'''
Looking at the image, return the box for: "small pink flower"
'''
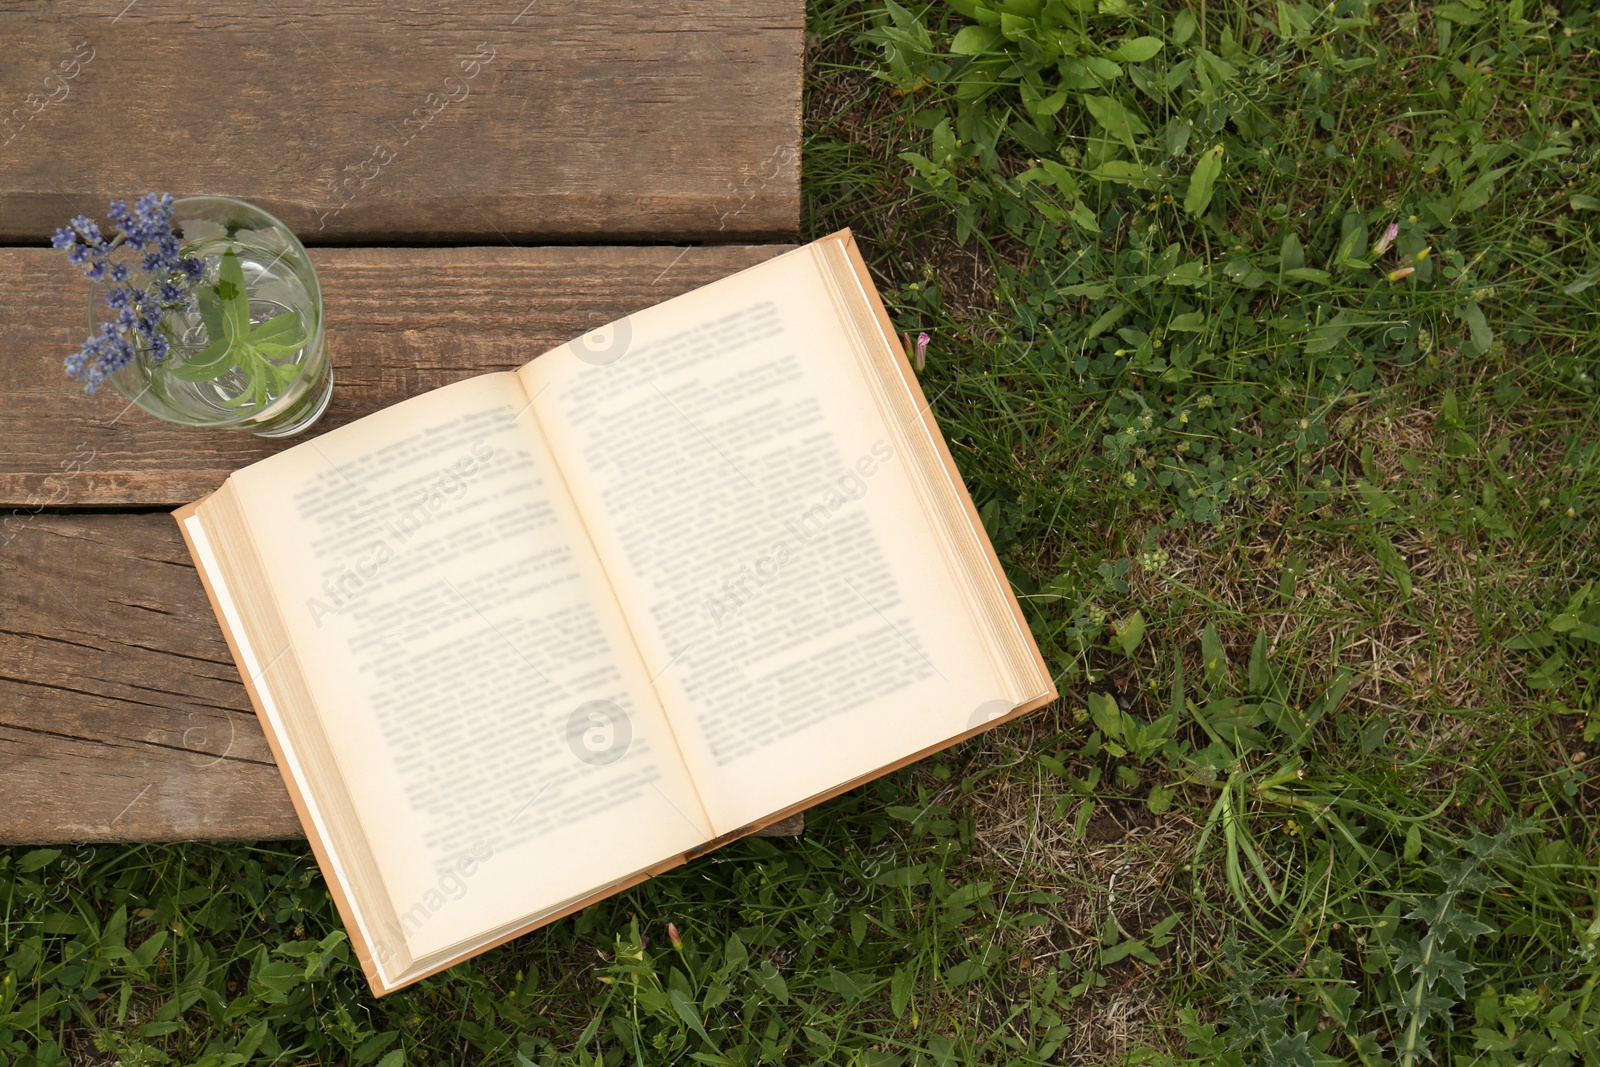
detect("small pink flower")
[1386,266,1415,282]
[1373,222,1399,257]
[914,331,930,371]
[667,922,683,950]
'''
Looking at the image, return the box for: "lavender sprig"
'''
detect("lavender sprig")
[53,193,205,393]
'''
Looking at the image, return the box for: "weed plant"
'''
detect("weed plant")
[4,1,1599,1063]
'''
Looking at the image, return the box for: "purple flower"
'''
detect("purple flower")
[914,331,930,371]
[137,230,185,276]
[57,191,198,391]
[69,214,103,246]
[64,322,136,394]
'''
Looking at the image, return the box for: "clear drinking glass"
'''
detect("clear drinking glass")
[93,196,332,437]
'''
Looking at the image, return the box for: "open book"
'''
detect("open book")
[175,230,1056,994]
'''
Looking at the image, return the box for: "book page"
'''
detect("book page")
[225,373,710,959]
[520,245,1042,834]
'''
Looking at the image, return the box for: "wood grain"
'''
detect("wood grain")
[0,244,793,506]
[0,513,801,843]
[0,2,800,242]
[0,512,296,842]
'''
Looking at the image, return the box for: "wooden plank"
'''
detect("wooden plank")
[0,2,800,242]
[0,513,802,844]
[0,512,299,842]
[0,244,793,507]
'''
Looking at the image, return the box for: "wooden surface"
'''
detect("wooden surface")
[0,245,792,506]
[0,2,801,242]
[2,513,298,842]
[0,512,803,843]
[2,1,807,845]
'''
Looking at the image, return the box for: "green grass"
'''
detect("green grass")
[6,1,1600,1063]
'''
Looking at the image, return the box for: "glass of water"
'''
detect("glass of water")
[96,196,332,437]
